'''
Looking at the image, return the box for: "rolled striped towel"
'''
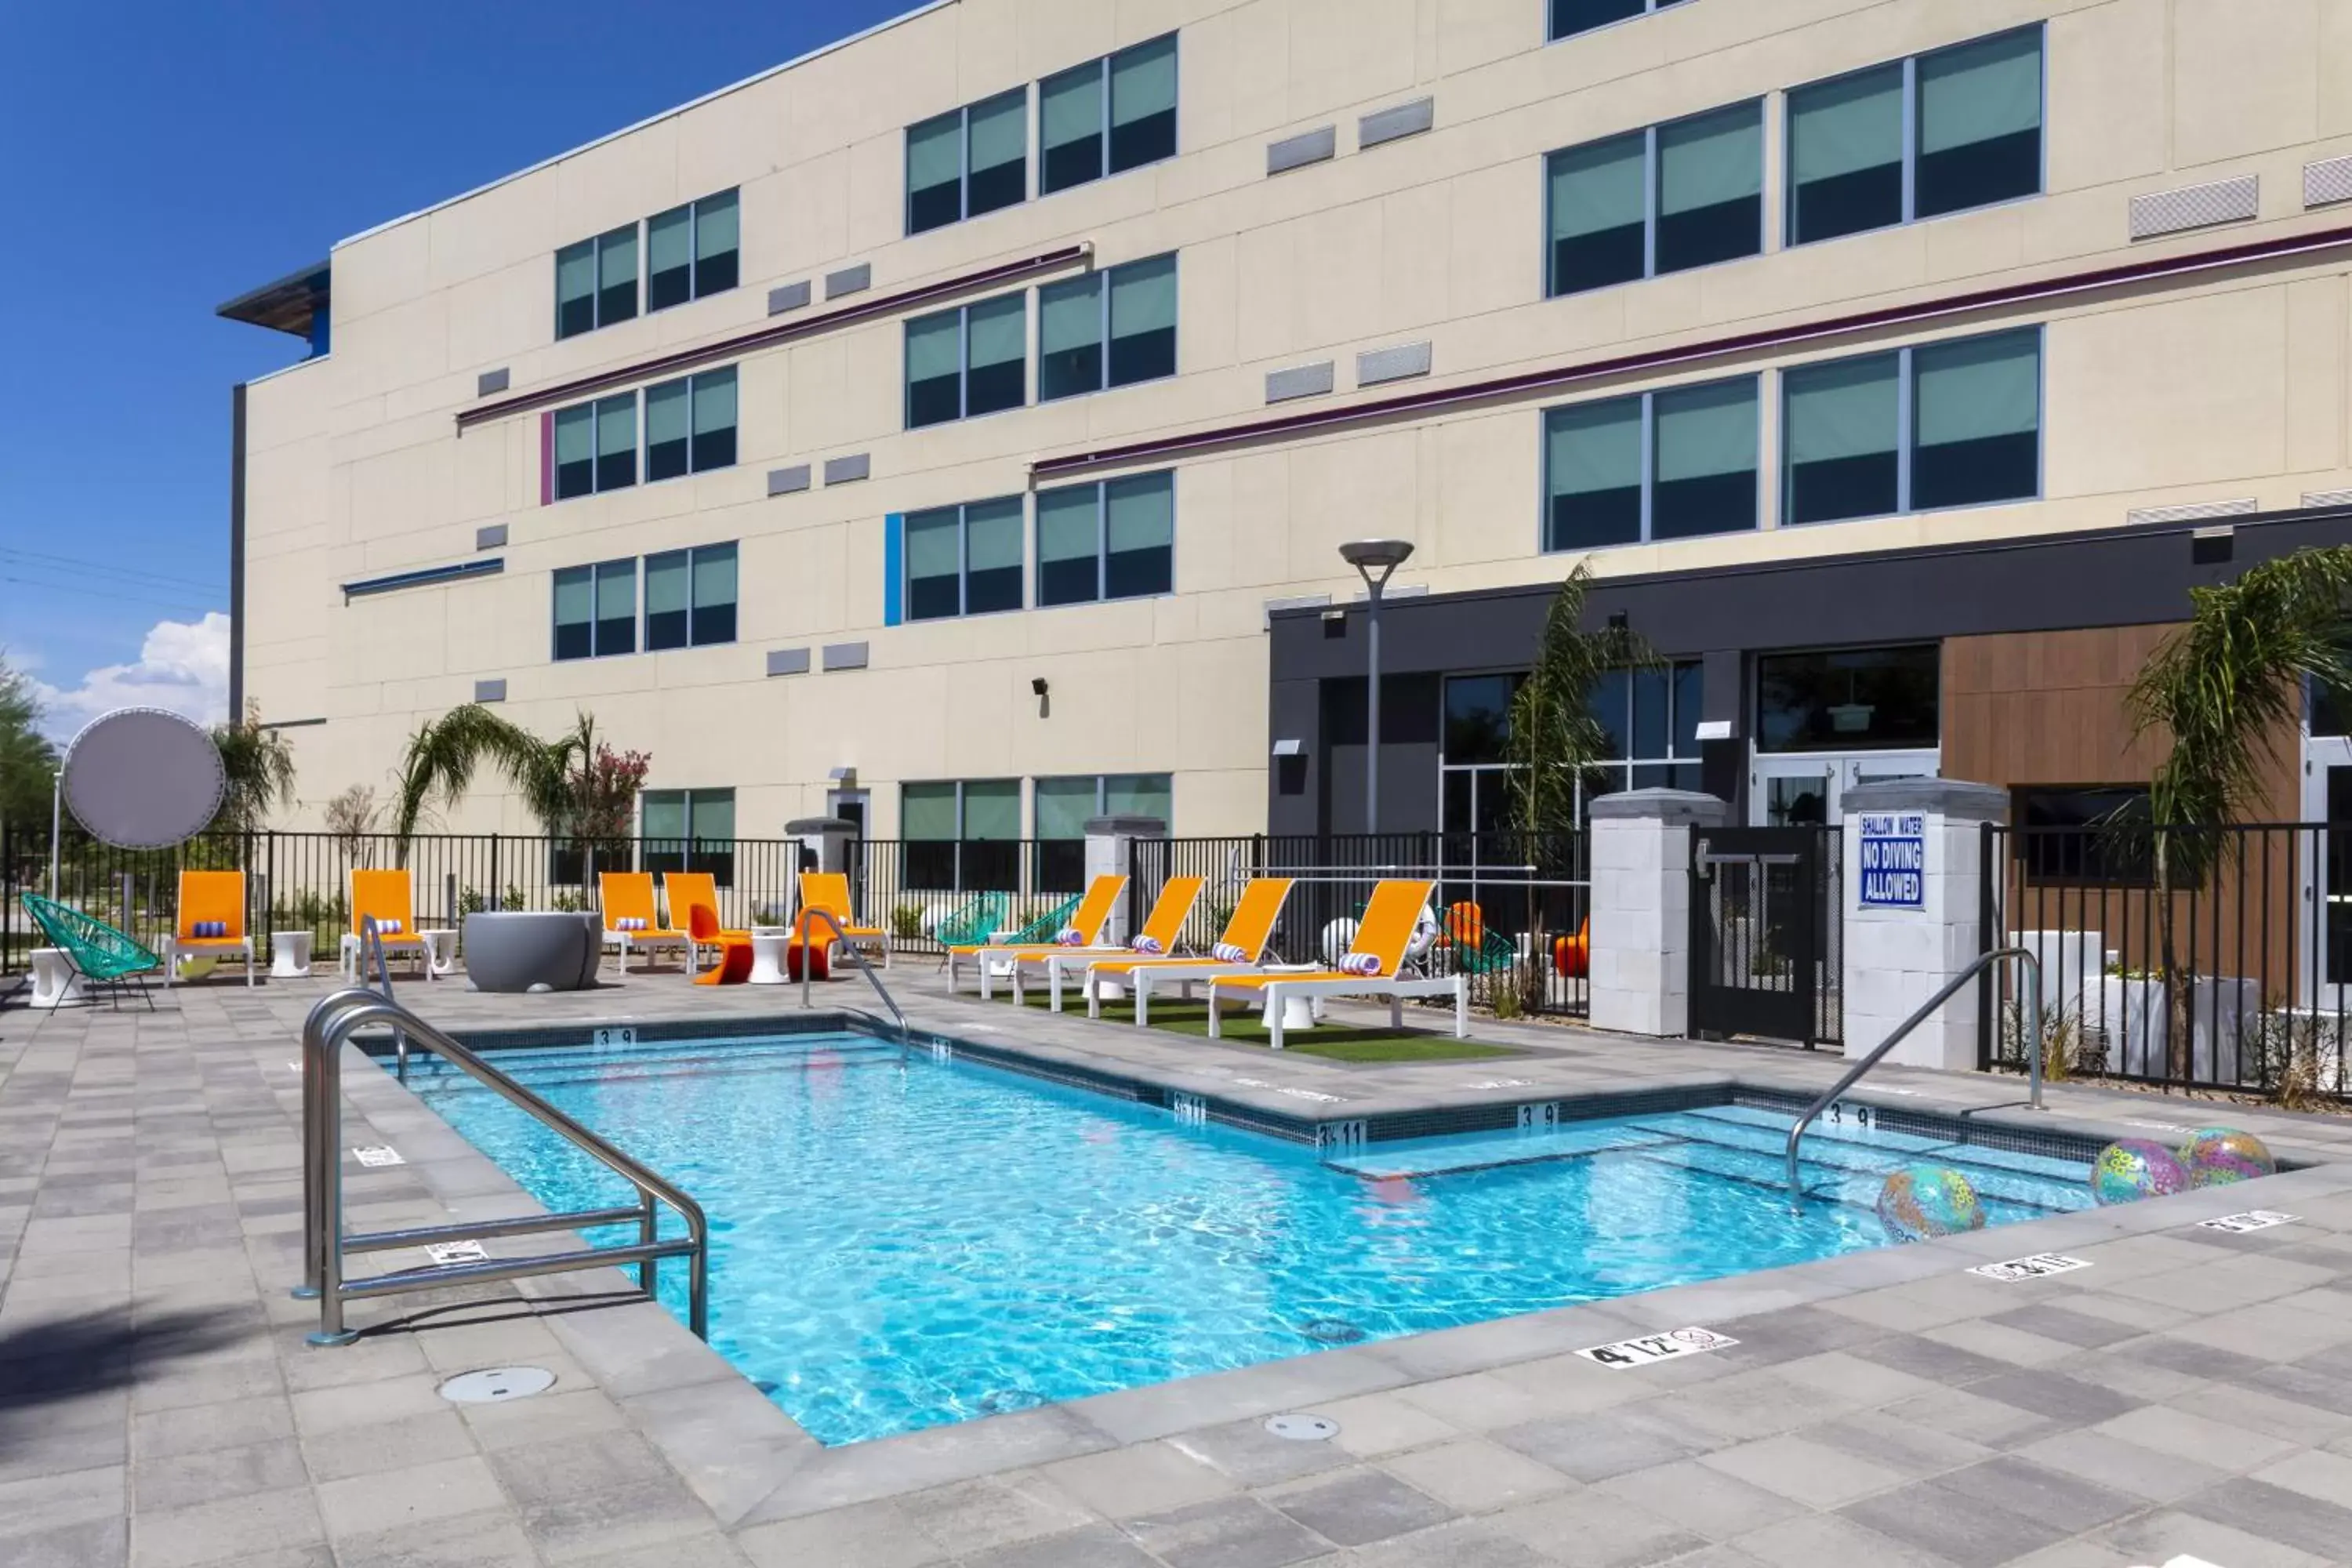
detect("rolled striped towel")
[376,919,404,935]
[1339,952,1384,976]
[1055,927,1087,946]
[194,920,227,938]
[1130,935,1164,955]
[615,917,645,932]
[1212,942,1248,964]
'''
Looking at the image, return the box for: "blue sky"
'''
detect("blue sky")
[0,0,910,736]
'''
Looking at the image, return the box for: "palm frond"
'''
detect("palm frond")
[1504,561,1663,835]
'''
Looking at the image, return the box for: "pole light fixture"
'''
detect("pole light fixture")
[1338,539,1415,834]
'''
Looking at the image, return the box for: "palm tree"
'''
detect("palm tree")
[211,702,298,834]
[2125,546,2352,1080]
[1504,562,1662,835]
[390,705,589,862]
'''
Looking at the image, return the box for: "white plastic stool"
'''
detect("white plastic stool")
[29,949,86,1009]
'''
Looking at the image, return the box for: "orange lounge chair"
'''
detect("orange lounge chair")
[162,870,255,988]
[342,869,438,980]
[1084,877,1296,1025]
[664,872,747,972]
[599,872,691,974]
[946,874,1127,997]
[795,871,891,969]
[1018,876,1205,1011]
[686,904,753,985]
[1207,879,1468,1051]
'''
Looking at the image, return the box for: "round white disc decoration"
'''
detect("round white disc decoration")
[59,707,227,848]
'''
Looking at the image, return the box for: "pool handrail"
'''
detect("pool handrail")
[359,914,410,1081]
[799,905,910,1044]
[1784,946,2043,1202]
[296,985,708,1347]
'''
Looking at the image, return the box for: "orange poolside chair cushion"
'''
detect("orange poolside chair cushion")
[1209,879,1434,992]
[664,873,746,942]
[350,870,425,946]
[176,872,248,946]
[795,872,884,942]
[599,873,683,938]
[1123,877,1204,953]
[688,904,754,985]
[949,875,1127,956]
[1091,878,1294,977]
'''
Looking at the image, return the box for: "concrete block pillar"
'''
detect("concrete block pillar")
[1841,779,2009,1070]
[1588,789,1730,1038]
[1084,815,1167,947]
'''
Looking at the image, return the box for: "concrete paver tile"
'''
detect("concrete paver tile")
[1483,1487,1704,1566]
[1035,1439,1236,1519]
[126,1484,325,1568]
[958,1521,1160,1568]
[735,1499,949,1568]
[131,1439,306,1512]
[1378,1437,1573,1515]
[300,1408,480,1483]
[1263,1465,1454,1546]
[331,1508,539,1568]
[1695,1432,1908,1509]
[1120,1495,1334,1568]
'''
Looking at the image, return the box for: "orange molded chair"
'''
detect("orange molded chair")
[664,872,746,971]
[688,904,754,985]
[164,870,255,987]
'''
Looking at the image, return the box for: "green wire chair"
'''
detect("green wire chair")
[932,891,1011,948]
[1006,895,1081,946]
[24,892,162,1010]
[1441,906,1522,976]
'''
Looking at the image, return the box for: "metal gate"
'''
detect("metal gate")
[1689,826,1842,1047]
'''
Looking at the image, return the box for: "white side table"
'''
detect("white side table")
[417,930,458,978]
[270,931,314,978]
[28,949,85,1009]
[748,929,792,985]
[1258,964,1328,1033]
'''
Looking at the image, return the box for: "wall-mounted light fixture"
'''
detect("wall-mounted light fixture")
[1030,676,1050,718]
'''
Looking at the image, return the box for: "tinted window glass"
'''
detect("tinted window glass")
[1656,102,1762,275]
[554,405,594,500]
[1650,379,1756,539]
[1444,675,1519,765]
[1105,473,1174,599]
[1109,255,1178,386]
[1911,330,2038,510]
[647,205,693,312]
[907,111,964,234]
[691,543,736,645]
[966,89,1029,218]
[1784,353,1900,524]
[690,368,736,473]
[1109,35,1178,172]
[1038,272,1103,402]
[905,508,963,622]
[1917,30,2042,220]
[1789,65,1904,244]
[1548,132,1646,296]
[906,310,963,427]
[1041,60,1105,194]
[964,499,1025,614]
[1544,397,1643,550]
[644,379,690,481]
[644,550,690,652]
[964,295,1028,417]
[1755,645,1939,752]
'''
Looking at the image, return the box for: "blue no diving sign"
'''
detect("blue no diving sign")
[1858,813,1926,908]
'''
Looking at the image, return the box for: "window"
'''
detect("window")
[1440,665,1700,830]
[644,367,737,481]
[2017,787,2154,885]
[1546,101,1761,297]
[553,394,637,500]
[903,779,1021,890]
[1755,644,1938,753]
[552,560,637,661]
[646,190,739,313]
[1040,254,1178,401]
[906,88,1029,235]
[1788,27,2042,247]
[644,543,738,652]
[1037,471,1174,607]
[1543,376,1759,552]
[643,789,737,887]
[1783,328,2038,526]
[905,294,1028,427]
[1548,0,1692,43]
[1034,774,1171,891]
[1040,34,1179,195]
[905,499,1025,622]
[555,225,637,339]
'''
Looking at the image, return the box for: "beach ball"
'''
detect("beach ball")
[2179,1127,2275,1188]
[2091,1139,2190,1205]
[1876,1166,1987,1242]
[1320,919,1359,967]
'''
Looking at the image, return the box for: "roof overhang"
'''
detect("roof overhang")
[216,260,331,339]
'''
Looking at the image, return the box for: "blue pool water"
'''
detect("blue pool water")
[398,1032,2093,1446]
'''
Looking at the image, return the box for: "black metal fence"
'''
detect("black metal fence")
[1690,825,1844,1049]
[1982,820,2350,1099]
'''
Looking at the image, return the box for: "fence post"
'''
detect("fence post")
[1587,789,1728,1038]
[1841,779,2009,1071]
[1086,815,1166,947]
[489,833,502,909]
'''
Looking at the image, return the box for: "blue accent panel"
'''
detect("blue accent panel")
[308,311,332,358]
[884,514,905,627]
[341,557,503,601]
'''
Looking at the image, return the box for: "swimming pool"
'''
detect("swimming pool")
[397,1029,2095,1446]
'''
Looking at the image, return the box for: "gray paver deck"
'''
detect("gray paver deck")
[9,960,2352,1566]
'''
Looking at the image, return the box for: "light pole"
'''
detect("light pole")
[1339,539,1415,834]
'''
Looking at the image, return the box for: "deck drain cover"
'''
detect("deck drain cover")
[438,1366,556,1404]
[1265,1413,1338,1442]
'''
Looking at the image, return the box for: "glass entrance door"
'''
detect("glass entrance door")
[2299,740,2352,1010]
[1751,751,1940,826]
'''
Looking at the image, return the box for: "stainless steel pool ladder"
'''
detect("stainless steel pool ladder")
[1784,946,2044,1201]
[358,916,410,1081]
[798,906,911,1044]
[296,986,709,1347]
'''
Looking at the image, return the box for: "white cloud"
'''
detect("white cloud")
[32,613,232,742]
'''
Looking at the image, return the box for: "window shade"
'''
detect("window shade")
[905,510,960,579]
[1790,65,1904,183]
[695,191,739,260]
[597,227,636,292]
[1110,36,1178,127]
[692,544,737,609]
[1105,774,1171,822]
[1915,331,2038,445]
[553,568,592,625]
[1038,486,1100,564]
[1034,777,1096,839]
[556,244,594,305]
[1105,473,1174,553]
[644,553,688,617]
[967,296,1026,368]
[1653,379,1757,481]
[902,783,958,840]
[648,208,691,276]
[640,792,687,840]
[594,396,634,459]
[965,500,1024,572]
[1548,398,1643,496]
[1110,256,1177,336]
[967,92,1027,169]
[1659,103,1762,216]
[1920,30,2041,155]
[554,407,593,466]
[1784,354,1900,463]
[962,781,1021,840]
[906,312,961,381]
[908,114,962,189]
[692,369,736,435]
[1549,133,1646,240]
[1040,274,1102,357]
[595,561,635,622]
[645,382,689,447]
[690,792,734,844]
[1042,64,1102,147]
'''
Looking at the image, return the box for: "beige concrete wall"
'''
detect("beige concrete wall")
[243,0,2352,839]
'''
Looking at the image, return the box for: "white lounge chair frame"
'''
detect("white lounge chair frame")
[1207,971,1468,1051]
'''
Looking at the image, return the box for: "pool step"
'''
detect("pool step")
[1327,1124,1675,1179]
[398,1036,900,1094]
[1651,1109,2090,1212]
[1630,1132,2085,1218]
